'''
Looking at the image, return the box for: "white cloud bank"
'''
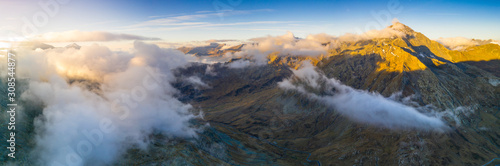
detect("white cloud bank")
[278,62,450,131]
[185,76,210,89]
[244,31,328,57]
[32,30,161,42]
[14,41,203,165]
[229,20,407,66]
[436,37,500,50]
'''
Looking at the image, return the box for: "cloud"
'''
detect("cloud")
[32,30,161,42]
[304,33,336,44]
[205,39,239,43]
[117,9,297,33]
[392,18,400,25]
[227,59,252,69]
[122,21,298,32]
[235,31,329,60]
[184,76,210,89]
[15,41,204,165]
[127,9,275,29]
[13,44,133,81]
[337,25,405,42]
[436,37,478,50]
[278,61,450,131]
[435,37,499,50]
[205,65,217,76]
[154,39,239,49]
[233,22,407,64]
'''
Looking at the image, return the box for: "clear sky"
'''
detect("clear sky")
[1,0,499,43]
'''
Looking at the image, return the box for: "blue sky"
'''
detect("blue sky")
[1,0,499,42]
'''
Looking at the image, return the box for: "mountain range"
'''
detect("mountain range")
[1,22,498,166]
[168,22,499,165]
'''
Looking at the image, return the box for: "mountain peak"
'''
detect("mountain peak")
[388,19,415,35]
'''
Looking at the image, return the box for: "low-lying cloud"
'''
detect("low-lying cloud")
[227,59,252,69]
[435,37,499,50]
[243,31,328,57]
[231,20,407,66]
[278,62,449,131]
[32,30,161,42]
[184,76,211,89]
[14,41,203,165]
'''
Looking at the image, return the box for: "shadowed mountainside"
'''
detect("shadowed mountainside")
[172,58,499,165]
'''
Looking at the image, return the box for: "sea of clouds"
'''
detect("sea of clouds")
[11,41,204,165]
